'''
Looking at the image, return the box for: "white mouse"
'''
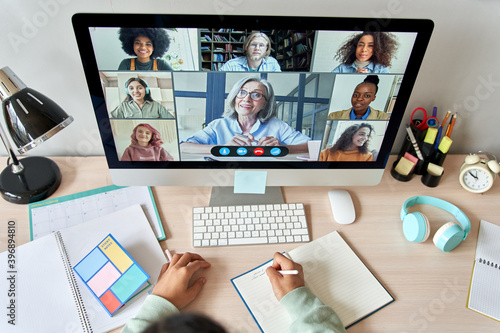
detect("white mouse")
[328,190,356,224]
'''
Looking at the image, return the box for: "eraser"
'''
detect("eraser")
[424,128,438,144]
[395,157,416,176]
[427,162,444,176]
[404,152,418,165]
[438,136,453,154]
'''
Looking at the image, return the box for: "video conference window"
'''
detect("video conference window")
[89,26,417,163]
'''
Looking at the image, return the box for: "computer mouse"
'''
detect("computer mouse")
[328,190,356,224]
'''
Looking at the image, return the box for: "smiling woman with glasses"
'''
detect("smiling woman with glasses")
[180,76,310,154]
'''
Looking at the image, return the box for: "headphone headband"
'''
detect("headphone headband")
[401,196,471,239]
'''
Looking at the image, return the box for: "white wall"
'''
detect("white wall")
[1,0,499,157]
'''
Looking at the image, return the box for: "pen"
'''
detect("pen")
[278,270,299,275]
[434,126,443,151]
[165,249,173,262]
[406,126,424,160]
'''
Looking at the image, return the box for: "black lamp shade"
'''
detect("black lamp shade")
[2,87,73,153]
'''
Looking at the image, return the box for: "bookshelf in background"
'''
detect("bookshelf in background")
[200,29,247,71]
[275,30,315,71]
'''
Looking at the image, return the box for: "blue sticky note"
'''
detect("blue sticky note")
[234,171,267,194]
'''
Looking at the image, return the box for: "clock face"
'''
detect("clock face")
[461,168,492,192]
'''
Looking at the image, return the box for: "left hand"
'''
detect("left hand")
[257,136,281,146]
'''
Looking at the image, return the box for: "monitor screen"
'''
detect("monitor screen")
[72,14,433,187]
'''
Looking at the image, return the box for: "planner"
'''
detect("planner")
[0,205,165,333]
[29,185,165,241]
[231,231,394,332]
[467,220,500,321]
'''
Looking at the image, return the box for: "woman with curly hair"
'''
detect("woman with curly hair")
[118,28,173,71]
[319,123,375,161]
[332,32,398,73]
[121,123,174,161]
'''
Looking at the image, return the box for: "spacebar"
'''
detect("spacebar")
[228,237,268,245]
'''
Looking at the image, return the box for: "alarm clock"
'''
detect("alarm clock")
[459,152,500,193]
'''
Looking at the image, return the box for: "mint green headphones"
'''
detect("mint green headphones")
[400,196,471,252]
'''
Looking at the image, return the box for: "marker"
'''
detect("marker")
[278,270,299,275]
[165,249,173,262]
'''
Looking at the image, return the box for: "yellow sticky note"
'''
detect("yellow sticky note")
[395,157,415,176]
[427,162,444,176]
[424,128,438,144]
[99,236,133,273]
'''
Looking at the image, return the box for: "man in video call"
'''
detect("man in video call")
[219,32,281,72]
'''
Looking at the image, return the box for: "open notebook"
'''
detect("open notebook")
[467,220,500,321]
[0,205,165,333]
[231,231,394,332]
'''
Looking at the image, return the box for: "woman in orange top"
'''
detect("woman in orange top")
[319,123,375,161]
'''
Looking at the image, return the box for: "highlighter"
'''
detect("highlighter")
[422,127,438,158]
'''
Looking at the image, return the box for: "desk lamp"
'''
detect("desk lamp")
[0,67,73,204]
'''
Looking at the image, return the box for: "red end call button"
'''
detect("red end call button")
[253,148,264,156]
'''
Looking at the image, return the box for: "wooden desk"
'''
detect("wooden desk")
[1,155,499,332]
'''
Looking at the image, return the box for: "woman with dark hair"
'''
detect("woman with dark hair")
[118,28,173,71]
[121,123,174,161]
[180,76,310,154]
[332,32,398,73]
[319,123,375,161]
[111,78,173,118]
[327,75,389,120]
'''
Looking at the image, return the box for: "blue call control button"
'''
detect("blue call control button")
[218,147,230,156]
[236,147,248,155]
[270,147,282,156]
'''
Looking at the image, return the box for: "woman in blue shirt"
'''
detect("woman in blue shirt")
[332,31,398,74]
[181,76,310,154]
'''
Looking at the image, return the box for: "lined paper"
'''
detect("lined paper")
[468,220,500,321]
[231,231,394,332]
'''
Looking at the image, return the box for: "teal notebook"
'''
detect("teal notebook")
[29,185,165,241]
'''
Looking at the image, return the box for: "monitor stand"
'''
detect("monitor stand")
[209,186,284,207]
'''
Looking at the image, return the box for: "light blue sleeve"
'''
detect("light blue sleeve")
[274,119,310,145]
[183,120,221,145]
[121,295,180,333]
[280,286,347,333]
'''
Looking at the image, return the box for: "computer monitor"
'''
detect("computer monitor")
[72,14,433,192]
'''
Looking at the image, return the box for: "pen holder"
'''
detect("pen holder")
[421,170,444,187]
[391,159,414,182]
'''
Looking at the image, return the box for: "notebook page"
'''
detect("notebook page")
[231,259,290,333]
[0,233,83,332]
[60,205,165,332]
[468,220,500,320]
[288,231,394,327]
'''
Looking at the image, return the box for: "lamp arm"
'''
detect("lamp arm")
[0,122,24,174]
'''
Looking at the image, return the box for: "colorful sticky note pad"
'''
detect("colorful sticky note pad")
[73,234,150,316]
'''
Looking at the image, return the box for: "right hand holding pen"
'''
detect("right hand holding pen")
[152,252,211,309]
[266,252,305,301]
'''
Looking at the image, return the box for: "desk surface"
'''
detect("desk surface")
[1,155,499,332]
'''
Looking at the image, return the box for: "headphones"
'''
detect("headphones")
[125,78,150,95]
[400,196,471,252]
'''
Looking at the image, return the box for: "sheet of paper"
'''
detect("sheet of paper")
[29,185,165,240]
[234,170,267,194]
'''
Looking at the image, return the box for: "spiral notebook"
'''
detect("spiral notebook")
[467,220,500,321]
[231,231,394,332]
[0,205,165,333]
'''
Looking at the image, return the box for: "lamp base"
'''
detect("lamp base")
[0,156,62,204]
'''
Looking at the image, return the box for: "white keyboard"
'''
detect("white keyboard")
[192,203,310,247]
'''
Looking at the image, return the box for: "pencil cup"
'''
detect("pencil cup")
[421,171,443,187]
[428,150,447,167]
[391,159,414,182]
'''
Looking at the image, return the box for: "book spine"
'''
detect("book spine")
[55,231,93,333]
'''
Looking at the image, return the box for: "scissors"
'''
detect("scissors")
[410,107,439,131]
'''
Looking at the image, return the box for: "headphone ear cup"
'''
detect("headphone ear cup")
[433,222,465,252]
[402,212,430,243]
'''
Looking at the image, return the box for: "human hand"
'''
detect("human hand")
[357,68,369,73]
[257,136,281,146]
[226,133,255,146]
[152,252,211,309]
[266,252,305,301]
